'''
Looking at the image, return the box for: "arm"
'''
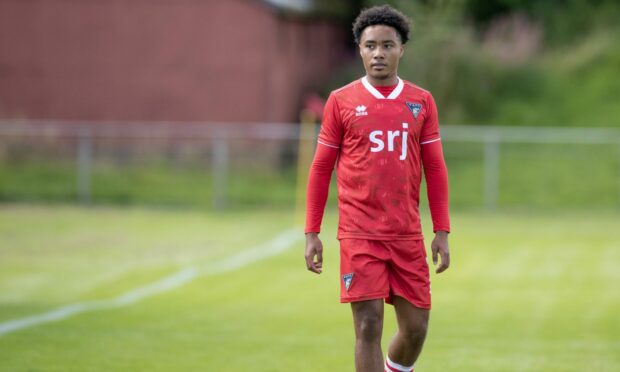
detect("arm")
[304,144,338,274]
[303,93,343,275]
[421,140,451,274]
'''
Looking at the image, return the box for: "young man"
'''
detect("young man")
[304,5,451,372]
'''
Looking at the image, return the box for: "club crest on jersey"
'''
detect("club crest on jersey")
[405,102,422,119]
[342,273,354,291]
[355,105,368,117]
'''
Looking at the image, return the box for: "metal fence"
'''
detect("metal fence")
[0,120,619,210]
[442,125,620,209]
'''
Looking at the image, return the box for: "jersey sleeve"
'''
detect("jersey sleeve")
[305,92,342,233]
[317,93,343,149]
[305,144,338,233]
[421,141,451,233]
[420,93,441,145]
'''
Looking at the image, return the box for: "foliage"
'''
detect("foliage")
[464,0,620,45]
[338,0,620,127]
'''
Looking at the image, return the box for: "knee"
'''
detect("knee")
[401,319,428,342]
[356,314,383,343]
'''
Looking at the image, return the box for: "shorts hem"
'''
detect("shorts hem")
[388,292,431,310]
[340,292,388,303]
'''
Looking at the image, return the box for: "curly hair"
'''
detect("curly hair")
[352,5,411,45]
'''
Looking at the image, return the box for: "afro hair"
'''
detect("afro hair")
[352,5,411,45]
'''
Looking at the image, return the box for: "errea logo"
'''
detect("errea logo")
[355,105,368,117]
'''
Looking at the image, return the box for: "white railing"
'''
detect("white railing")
[0,120,619,209]
[442,125,620,209]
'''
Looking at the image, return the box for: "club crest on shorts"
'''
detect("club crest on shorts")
[405,102,422,119]
[342,273,354,291]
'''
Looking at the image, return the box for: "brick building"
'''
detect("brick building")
[0,0,352,122]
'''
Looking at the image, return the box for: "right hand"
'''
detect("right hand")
[304,233,323,274]
[431,230,450,274]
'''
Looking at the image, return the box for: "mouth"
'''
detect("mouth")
[371,63,387,70]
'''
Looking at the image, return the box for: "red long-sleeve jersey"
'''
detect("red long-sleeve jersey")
[305,77,450,239]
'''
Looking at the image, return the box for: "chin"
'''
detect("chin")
[369,71,392,80]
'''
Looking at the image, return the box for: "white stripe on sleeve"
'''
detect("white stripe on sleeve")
[317,140,340,149]
[420,137,441,145]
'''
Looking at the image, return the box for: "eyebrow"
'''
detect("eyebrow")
[364,40,396,44]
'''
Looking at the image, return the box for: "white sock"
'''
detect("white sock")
[385,355,414,372]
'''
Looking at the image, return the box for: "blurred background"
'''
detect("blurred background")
[0,0,619,371]
[1,0,618,210]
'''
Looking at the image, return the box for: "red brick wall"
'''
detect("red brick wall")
[0,0,348,122]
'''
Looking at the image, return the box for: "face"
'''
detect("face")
[359,25,404,83]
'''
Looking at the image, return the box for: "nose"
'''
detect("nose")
[372,46,385,60]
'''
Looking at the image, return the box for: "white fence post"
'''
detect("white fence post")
[77,126,92,204]
[212,128,228,209]
[483,131,500,210]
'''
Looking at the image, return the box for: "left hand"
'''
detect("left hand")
[431,231,450,274]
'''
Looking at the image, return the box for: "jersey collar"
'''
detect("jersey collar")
[361,76,404,100]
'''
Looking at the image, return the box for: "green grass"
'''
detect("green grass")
[1,139,618,211]
[0,205,619,371]
[0,162,301,209]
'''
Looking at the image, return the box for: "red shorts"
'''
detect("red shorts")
[339,239,431,309]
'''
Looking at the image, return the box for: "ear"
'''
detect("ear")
[399,44,405,58]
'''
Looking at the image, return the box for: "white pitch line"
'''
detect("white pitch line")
[0,228,301,336]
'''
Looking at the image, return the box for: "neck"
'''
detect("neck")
[366,73,398,87]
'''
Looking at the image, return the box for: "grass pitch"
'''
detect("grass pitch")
[0,205,618,371]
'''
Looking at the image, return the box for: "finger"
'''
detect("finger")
[316,247,323,265]
[306,261,321,274]
[436,252,450,274]
[432,246,438,266]
[305,254,316,271]
[305,255,322,274]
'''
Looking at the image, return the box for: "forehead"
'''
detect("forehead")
[360,25,401,43]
